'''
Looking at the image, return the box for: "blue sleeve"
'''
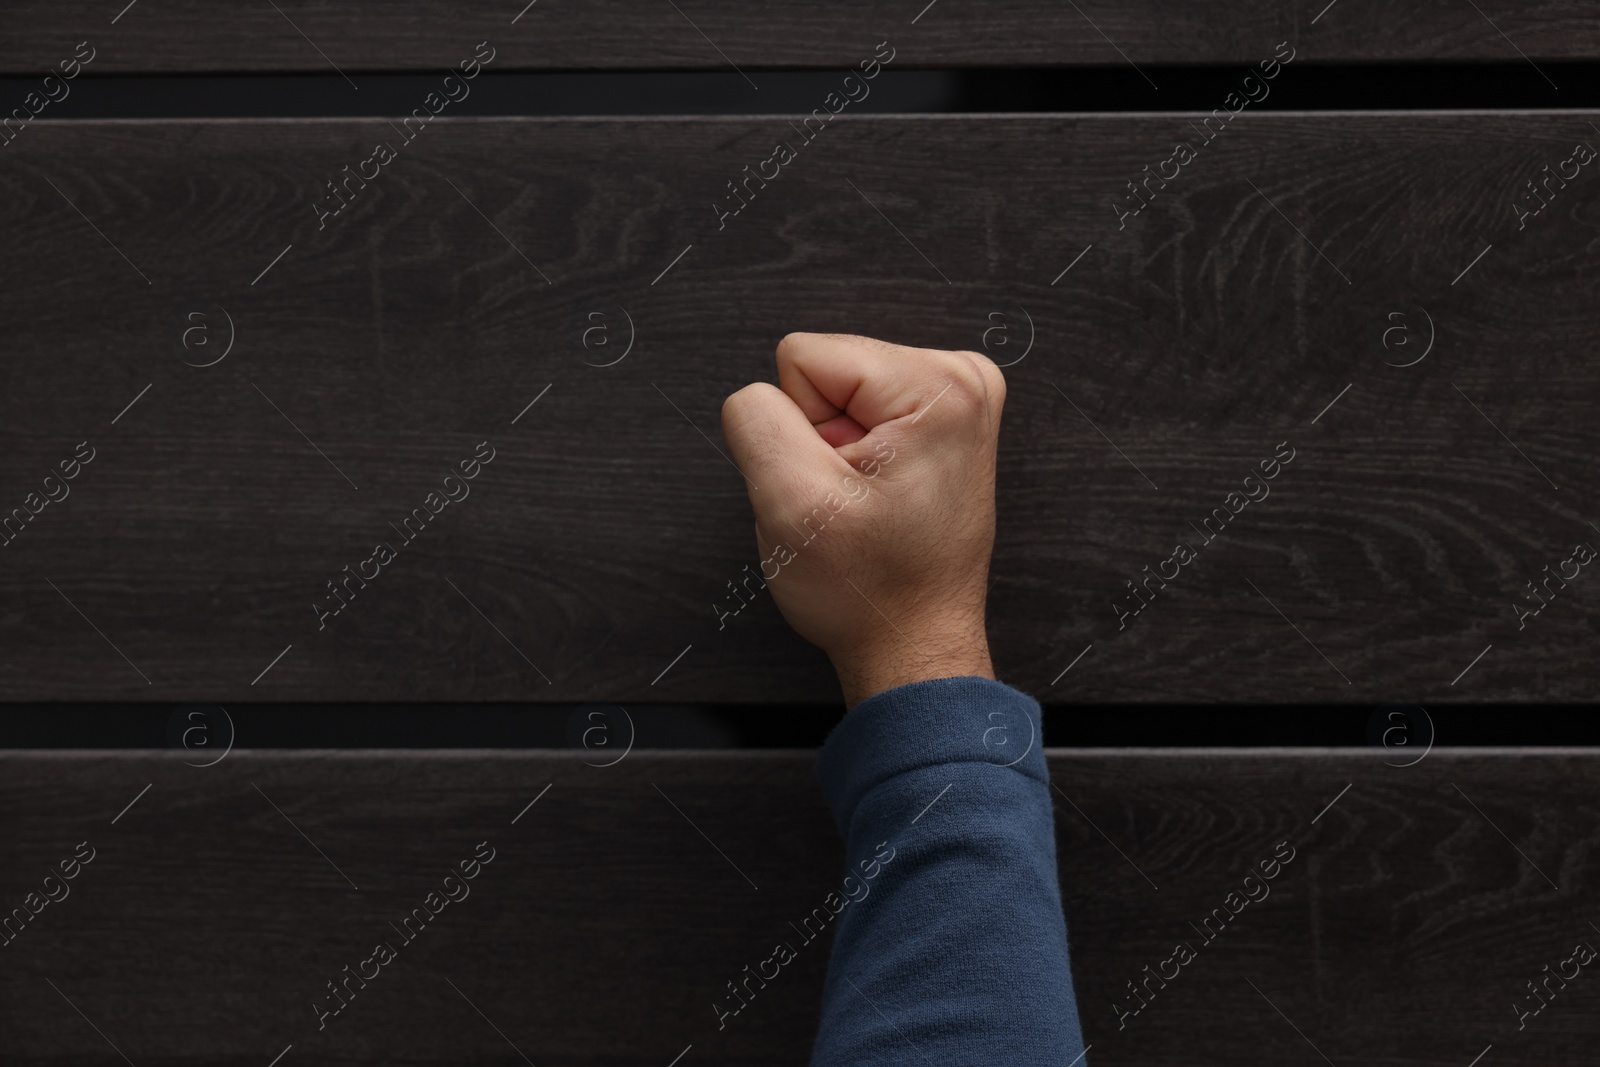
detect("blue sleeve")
[809,675,1088,1067]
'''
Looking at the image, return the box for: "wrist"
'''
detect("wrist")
[830,624,994,710]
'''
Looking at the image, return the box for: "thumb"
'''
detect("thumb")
[722,381,852,501]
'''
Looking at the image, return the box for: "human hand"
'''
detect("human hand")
[720,333,1006,709]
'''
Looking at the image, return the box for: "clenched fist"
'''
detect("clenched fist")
[721,333,1007,708]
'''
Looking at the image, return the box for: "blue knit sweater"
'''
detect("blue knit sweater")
[810,675,1087,1067]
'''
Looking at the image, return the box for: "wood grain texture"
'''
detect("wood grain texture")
[0,112,1597,702]
[2,0,1600,73]
[0,749,1596,1065]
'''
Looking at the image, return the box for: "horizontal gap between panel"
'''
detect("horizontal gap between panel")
[0,704,1591,749]
[2,64,1597,118]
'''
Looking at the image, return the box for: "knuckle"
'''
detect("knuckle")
[775,331,809,358]
[909,351,1006,432]
[775,331,831,363]
[934,353,994,411]
[721,381,769,427]
[779,331,877,360]
[960,350,1007,405]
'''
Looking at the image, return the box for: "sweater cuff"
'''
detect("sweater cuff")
[814,675,1047,836]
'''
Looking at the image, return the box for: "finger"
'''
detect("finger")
[721,381,853,498]
[776,332,947,431]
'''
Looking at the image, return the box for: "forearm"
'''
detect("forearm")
[810,676,1087,1067]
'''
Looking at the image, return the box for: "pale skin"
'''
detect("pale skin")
[721,333,1007,709]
